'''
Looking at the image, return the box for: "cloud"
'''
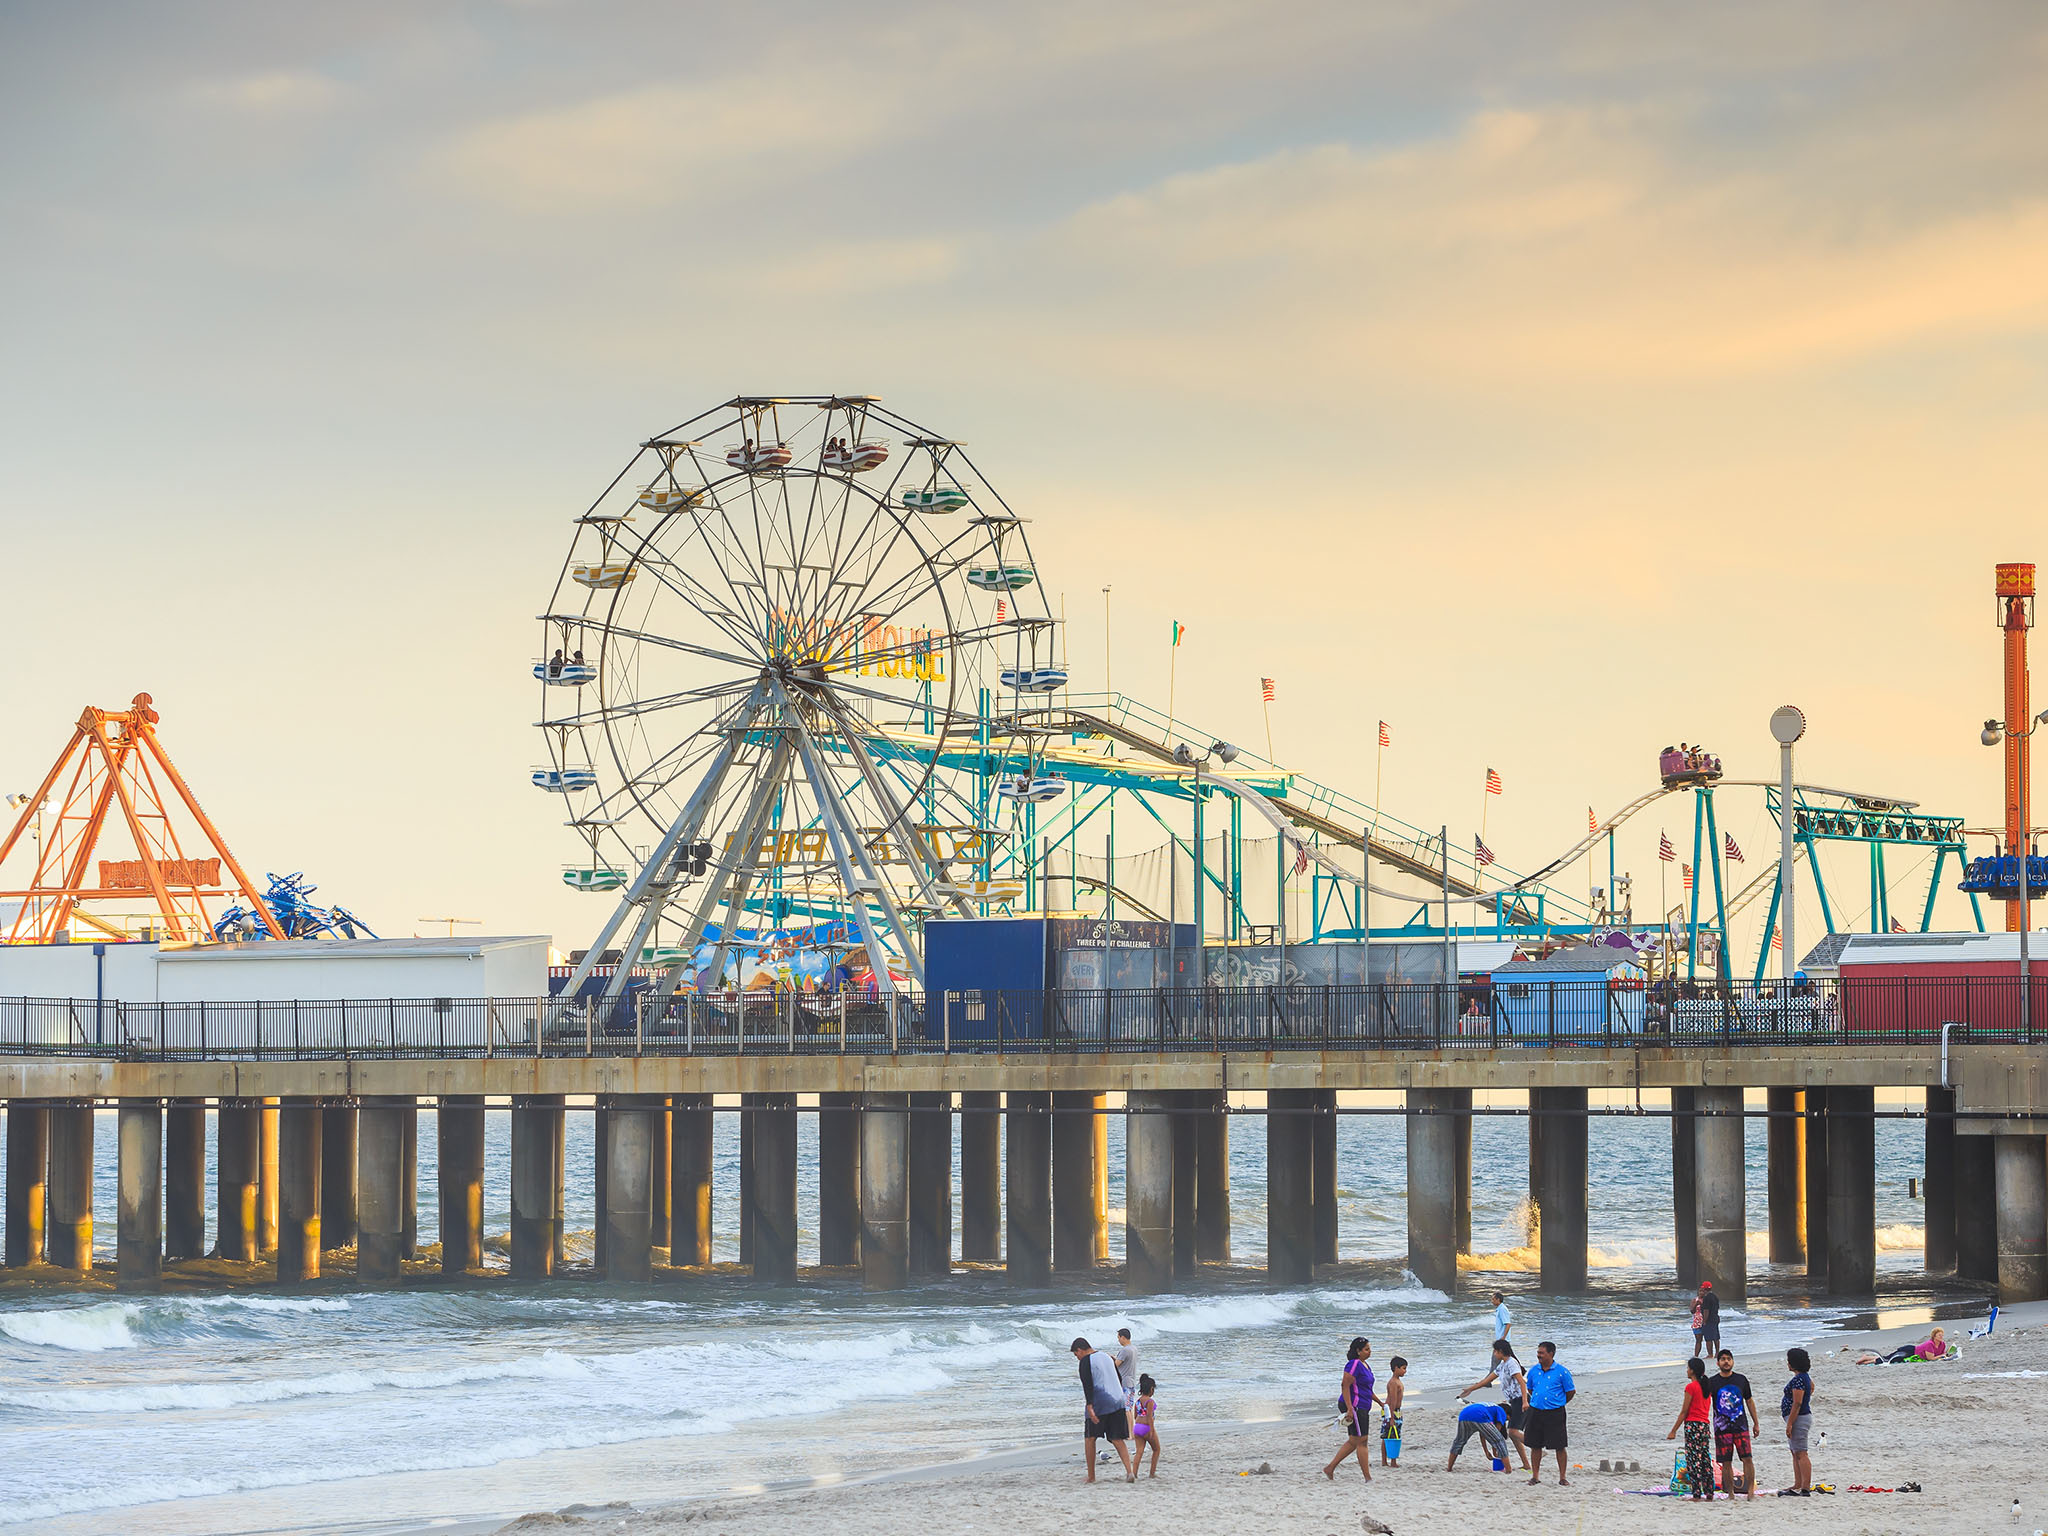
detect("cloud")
[188,70,342,114]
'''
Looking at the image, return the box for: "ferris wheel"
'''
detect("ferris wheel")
[538,395,1063,1006]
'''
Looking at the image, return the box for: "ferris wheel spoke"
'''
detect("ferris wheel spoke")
[575,619,760,673]
[543,679,756,730]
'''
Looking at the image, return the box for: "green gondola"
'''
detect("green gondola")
[967,563,1036,591]
[561,868,627,892]
[901,486,969,513]
[639,945,689,968]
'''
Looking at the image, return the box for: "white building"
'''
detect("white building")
[0,936,549,1002]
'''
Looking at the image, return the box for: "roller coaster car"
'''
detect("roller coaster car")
[725,443,793,472]
[1659,746,1723,788]
[532,766,599,793]
[967,563,1036,591]
[901,485,970,513]
[996,773,1067,803]
[822,442,889,472]
[534,662,598,685]
[1001,665,1067,693]
[1958,853,2048,895]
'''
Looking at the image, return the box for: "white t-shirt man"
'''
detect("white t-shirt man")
[1493,1299,1512,1342]
[1113,1339,1139,1406]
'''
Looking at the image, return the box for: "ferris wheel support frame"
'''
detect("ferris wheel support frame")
[815,690,976,920]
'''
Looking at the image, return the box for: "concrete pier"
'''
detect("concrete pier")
[1958,1131,1998,1284]
[259,1099,279,1254]
[1767,1087,1805,1266]
[736,1098,753,1268]
[603,1097,656,1283]
[1125,1089,1175,1295]
[1804,1088,1831,1285]
[6,1101,49,1266]
[548,1103,563,1267]
[47,1101,94,1271]
[402,1104,420,1260]
[216,1100,261,1261]
[1924,1087,1957,1273]
[1994,1135,2048,1303]
[1195,1089,1230,1263]
[1693,1085,1747,1305]
[1451,1087,1473,1254]
[908,1091,951,1276]
[165,1101,206,1262]
[1405,1087,1458,1296]
[1670,1087,1697,1288]
[1533,1086,1588,1293]
[672,1093,714,1267]
[510,1094,561,1280]
[817,1092,860,1267]
[438,1093,486,1275]
[860,1093,909,1291]
[1052,1090,1104,1271]
[750,1094,798,1285]
[358,1096,410,1280]
[1171,1094,1198,1276]
[322,1103,359,1252]
[648,1096,671,1256]
[276,1098,323,1281]
[117,1100,162,1289]
[1267,1088,1315,1286]
[1311,1088,1338,1267]
[959,1090,1001,1263]
[1005,1092,1052,1286]
[1825,1085,1876,1294]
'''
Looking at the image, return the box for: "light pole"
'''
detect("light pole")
[1770,707,1805,983]
[1982,708,2048,1038]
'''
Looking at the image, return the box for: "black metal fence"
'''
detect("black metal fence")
[0,974,2040,1060]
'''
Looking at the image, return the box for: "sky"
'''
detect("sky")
[2,1,2045,957]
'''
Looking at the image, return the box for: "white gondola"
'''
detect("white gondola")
[533,661,598,686]
[572,560,635,589]
[577,508,634,525]
[1001,665,1067,693]
[901,485,969,513]
[532,766,599,792]
[936,878,1026,904]
[726,442,793,472]
[562,867,627,892]
[995,773,1067,803]
[967,563,1035,592]
[637,485,703,513]
[822,441,889,472]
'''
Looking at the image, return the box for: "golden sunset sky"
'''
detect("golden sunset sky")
[2,3,2044,955]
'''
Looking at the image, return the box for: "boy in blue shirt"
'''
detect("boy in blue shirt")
[1522,1340,1576,1486]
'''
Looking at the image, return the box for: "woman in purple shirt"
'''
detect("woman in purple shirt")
[1322,1336,1381,1482]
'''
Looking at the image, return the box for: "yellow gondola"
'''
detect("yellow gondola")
[573,560,635,589]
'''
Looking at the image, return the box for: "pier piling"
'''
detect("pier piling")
[908,1091,952,1276]
[1924,1087,1957,1273]
[860,1093,909,1291]
[603,1097,656,1283]
[1124,1089,1174,1295]
[1451,1087,1473,1255]
[1957,1130,1997,1283]
[649,1096,672,1257]
[216,1100,261,1261]
[751,1094,798,1285]
[116,1099,162,1289]
[510,1094,561,1280]
[1994,1134,2048,1303]
[1533,1086,1589,1293]
[276,1098,323,1281]
[1194,1088,1230,1263]
[817,1091,860,1266]
[1824,1085,1876,1294]
[47,1101,94,1271]
[672,1093,714,1267]
[165,1100,206,1262]
[5,1101,49,1267]
[359,1096,411,1280]
[1051,1090,1103,1271]
[322,1103,359,1252]
[1171,1093,1198,1276]
[1266,1089,1314,1286]
[959,1091,1002,1263]
[1405,1087,1459,1296]
[1767,1087,1805,1266]
[1693,1085,1747,1305]
[438,1094,486,1275]
[1311,1089,1338,1267]
[259,1098,279,1254]
[1804,1088,1831,1286]
[1005,1092,1052,1286]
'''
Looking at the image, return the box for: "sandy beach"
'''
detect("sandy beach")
[490,1303,2048,1536]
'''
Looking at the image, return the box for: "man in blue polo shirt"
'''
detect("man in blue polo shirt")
[1522,1340,1576,1487]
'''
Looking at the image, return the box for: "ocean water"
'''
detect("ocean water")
[0,1099,1971,1533]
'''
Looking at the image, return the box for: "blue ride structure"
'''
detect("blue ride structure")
[212,871,378,942]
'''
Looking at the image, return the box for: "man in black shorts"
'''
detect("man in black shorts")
[1521,1340,1576,1486]
[1710,1348,1758,1500]
[1072,1338,1136,1482]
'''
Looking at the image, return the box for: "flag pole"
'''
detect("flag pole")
[1166,623,1179,747]
[1262,698,1274,762]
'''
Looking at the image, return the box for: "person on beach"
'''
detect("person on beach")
[1710,1348,1758,1500]
[1666,1356,1714,1501]
[1691,1281,1720,1359]
[1522,1340,1575,1486]
[1133,1373,1162,1478]
[1458,1339,1532,1472]
[1780,1347,1814,1496]
[1380,1356,1406,1466]
[1321,1336,1379,1482]
[1445,1402,1510,1471]
[1070,1338,1136,1483]
[1113,1328,1140,1412]
[1492,1290,1512,1345]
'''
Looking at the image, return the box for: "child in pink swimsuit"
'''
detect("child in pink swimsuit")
[1133,1374,1162,1477]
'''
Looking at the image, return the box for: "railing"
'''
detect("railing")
[0,975,2041,1060]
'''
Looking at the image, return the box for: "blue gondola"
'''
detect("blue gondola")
[1001,665,1067,693]
[996,772,1067,803]
[1959,853,2048,895]
[533,662,598,685]
[533,766,598,792]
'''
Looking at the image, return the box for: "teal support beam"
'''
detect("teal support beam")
[1688,790,1706,978]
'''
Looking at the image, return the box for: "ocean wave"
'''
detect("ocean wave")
[0,1302,138,1352]
[1876,1223,1924,1252]
[0,1350,595,1414]
[174,1295,353,1315]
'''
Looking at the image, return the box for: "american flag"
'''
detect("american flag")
[1588,806,1599,836]
[1682,863,1694,891]
[1891,917,1906,933]
[1485,767,1503,796]
[1292,840,1310,876]
[1378,720,1391,749]
[1771,929,1783,951]
[1260,678,1275,703]
[1724,833,1744,863]
[994,598,1007,622]
[1659,831,1676,862]
[1474,834,1496,868]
